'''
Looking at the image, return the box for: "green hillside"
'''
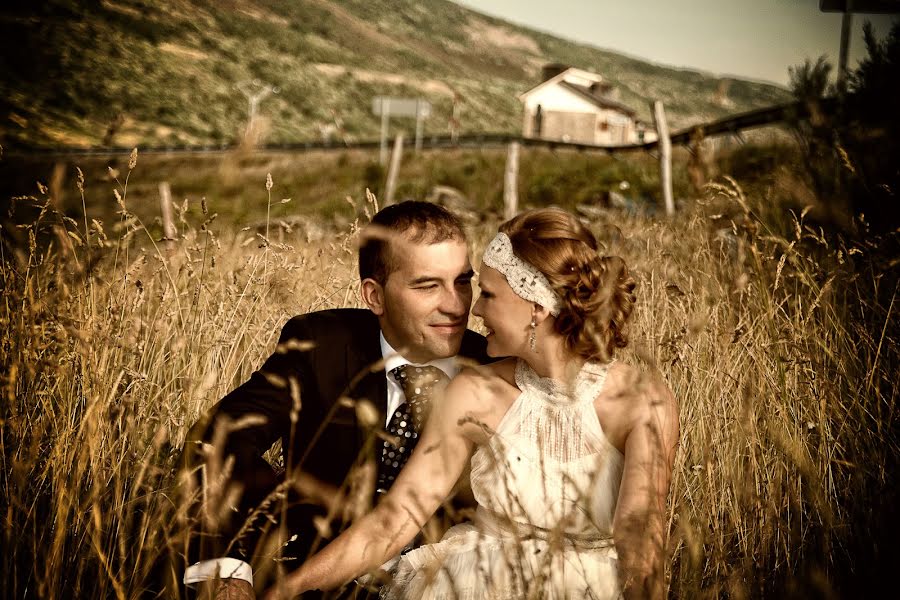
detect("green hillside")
[0,0,791,149]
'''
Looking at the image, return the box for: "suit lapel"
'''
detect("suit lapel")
[459,329,490,365]
[345,317,388,451]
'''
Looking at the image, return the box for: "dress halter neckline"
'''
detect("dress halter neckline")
[514,359,613,407]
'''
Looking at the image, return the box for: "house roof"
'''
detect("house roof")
[558,81,636,116]
[518,66,600,100]
[519,66,637,117]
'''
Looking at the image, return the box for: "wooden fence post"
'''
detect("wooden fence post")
[504,141,520,219]
[158,182,177,251]
[384,133,404,206]
[652,101,675,216]
[379,99,391,166]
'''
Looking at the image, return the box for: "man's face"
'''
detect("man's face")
[370,235,474,363]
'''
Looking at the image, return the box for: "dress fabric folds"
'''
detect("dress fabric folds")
[383,359,625,600]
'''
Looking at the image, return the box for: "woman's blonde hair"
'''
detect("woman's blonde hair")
[499,207,636,362]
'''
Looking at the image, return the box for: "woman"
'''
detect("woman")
[264,208,679,599]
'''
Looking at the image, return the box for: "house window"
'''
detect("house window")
[598,121,608,131]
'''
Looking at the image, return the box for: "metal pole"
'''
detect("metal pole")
[415,100,424,153]
[837,2,853,99]
[450,94,460,144]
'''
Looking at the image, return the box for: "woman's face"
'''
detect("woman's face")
[472,263,534,358]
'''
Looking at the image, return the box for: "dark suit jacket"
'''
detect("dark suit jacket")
[184,308,489,572]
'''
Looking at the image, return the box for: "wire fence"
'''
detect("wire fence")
[5,99,833,158]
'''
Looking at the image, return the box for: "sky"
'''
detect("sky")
[454,0,897,86]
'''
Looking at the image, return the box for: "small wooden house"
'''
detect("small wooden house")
[519,65,650,145]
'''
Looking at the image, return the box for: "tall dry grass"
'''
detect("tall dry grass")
[1,152,897,598]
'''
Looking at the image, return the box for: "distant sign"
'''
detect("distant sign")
[372,97,432,118]
[819,0,900,12]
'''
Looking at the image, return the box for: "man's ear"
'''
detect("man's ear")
[361,278,386,316]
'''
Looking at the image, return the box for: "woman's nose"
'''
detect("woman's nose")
[472,297,483,317]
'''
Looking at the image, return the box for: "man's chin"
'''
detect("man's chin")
[424,332,464,359]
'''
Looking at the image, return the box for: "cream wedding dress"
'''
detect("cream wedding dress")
[383,359,624,599]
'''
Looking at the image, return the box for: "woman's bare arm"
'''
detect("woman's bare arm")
[612,373,679,600]
[261,371,489,599]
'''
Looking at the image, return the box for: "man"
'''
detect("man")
[182,201,489,599]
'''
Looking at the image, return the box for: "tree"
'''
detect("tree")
[850,20,900,133]
[785,55,837,214]
[788,55,833,102]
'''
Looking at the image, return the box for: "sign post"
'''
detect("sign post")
[373,97,432,163]
[819,1,900,98]
[415,100,426,153]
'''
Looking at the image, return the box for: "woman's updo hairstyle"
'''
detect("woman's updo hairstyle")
[499,208,636,362]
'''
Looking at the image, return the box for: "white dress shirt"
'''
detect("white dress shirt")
[184,331,461,587]
[380,332,459,427]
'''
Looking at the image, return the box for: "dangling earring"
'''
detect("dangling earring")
[529,318,537,351]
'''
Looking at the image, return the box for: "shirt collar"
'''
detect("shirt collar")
[379,331,459,379]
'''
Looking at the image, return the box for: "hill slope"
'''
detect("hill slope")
[0,0,791,148]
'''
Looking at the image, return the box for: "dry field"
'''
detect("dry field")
[1,150,897,598]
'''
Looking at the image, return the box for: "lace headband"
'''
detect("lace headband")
[482,233,562,317]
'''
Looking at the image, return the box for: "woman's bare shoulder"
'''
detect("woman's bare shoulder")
[452,357,518,391]
[444,359,519,439]
[603,361,675,407]
[597,360,678,450]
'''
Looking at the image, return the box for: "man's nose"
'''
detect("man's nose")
[439,285,469,317]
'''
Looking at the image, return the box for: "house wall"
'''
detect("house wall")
[522,85,599,115]
[594,109,635,145]
[523,85,604,140]
[541,111,597,144]
[522,82,641,144]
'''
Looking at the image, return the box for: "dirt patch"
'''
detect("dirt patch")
[466,19,541,55]
[313,63,348,77]
[100,0,143,20]
[159,42,209,61]
[237,5,290,26]
[312,63,454,97]
[43,124,95,147]
[309,0,405,52]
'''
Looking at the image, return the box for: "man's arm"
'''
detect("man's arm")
[612,375,679,600]
[181,315,320,591]
[260,369,487,598]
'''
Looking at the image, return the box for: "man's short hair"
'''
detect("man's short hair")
[359,201,466,284]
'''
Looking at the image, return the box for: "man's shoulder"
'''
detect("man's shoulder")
[282,308,378,339]
[459,328,489,364]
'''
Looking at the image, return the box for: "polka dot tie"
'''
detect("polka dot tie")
[377,364,450,492]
